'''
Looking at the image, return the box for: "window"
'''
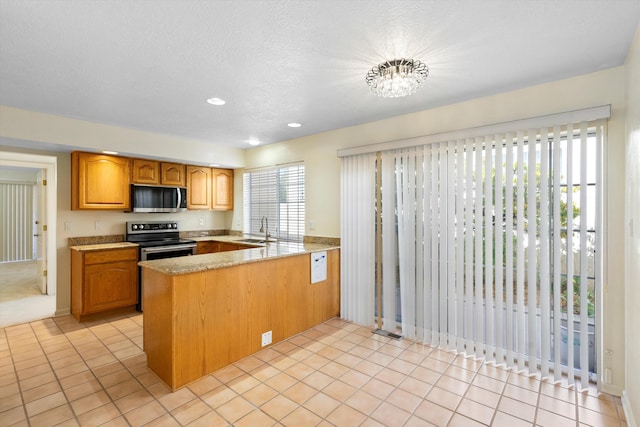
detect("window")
[243,163,305,242]
[341,115,606,388]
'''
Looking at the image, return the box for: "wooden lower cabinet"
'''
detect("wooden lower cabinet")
[196,241,259,254]
[143,249,340,390]
[71,247,138,320]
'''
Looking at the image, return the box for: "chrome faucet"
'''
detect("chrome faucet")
[259,216,270,241]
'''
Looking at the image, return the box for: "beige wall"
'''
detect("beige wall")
[624,24,640,427]
[0,145,232,318]
[0,64,631,398]
[239,66,628,396]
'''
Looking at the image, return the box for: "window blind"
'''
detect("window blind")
[243,163,305,242]
[341,114,605,386]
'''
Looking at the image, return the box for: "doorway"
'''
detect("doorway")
[0,151,57,327]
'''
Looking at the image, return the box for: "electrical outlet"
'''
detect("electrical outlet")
[64,221,72,231]
[95,221,102,230]
[308,220,315,230]
[261,330,272,347]
[199,218,204,226]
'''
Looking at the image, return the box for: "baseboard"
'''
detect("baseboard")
[54,308,70,316]
[622,390,638,427]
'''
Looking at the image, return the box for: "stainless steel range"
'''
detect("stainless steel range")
[126,220,196,310]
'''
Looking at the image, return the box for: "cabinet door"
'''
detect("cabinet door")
[84,261,137,314]
[187,166,211,209]
[161,163,186,186]
[72,152,131,210]
[132,159,160,184]
[196,241,217,254]
[212,168,234,210]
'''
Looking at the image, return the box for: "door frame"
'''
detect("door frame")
[0,151,57,298]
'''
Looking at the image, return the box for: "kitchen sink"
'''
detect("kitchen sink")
[238,239,267,243]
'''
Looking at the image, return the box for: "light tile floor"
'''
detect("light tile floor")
[0,313,627,426]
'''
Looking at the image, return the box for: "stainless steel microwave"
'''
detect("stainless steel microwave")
[130,184,187,213]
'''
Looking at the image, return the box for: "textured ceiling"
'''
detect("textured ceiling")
[0,0,639,150]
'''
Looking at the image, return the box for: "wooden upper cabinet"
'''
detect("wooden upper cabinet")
[71,152,131,210]
[161,163,186,187]
[186,166,211,209]
[211,168,234,211]
[132,159,160,184]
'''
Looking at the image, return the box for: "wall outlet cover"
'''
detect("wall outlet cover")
[261,330,272,347]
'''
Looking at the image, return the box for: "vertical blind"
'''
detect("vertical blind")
[341,118,604,386]
[243,163,305,242]
[0,183,33,262]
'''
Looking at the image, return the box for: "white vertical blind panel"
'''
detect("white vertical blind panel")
[484,136,494,362]
[595,124,604,387]
[566,123,575,385]
[431,143,440,346]
[439,142,448,346]
[455,139,466,353]
[446,140,456,350]
[340,154,376,324]
[381,151,397,332]
[494,134,505,365]
[505,132,515,367]
[0,183,33,262]
[516,130,526,371]
[579,122,589,389]
[474,137,484,359]
[423,146,433,342]
[527,128,538,374]
[415,148,426,342]
[540,127,551,378]
[552,125,563,381]
[464,138,474,353]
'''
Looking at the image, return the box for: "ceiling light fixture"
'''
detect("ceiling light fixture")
[102,150,118,155]
[247,139,260,146]
[287,123,302,128]
[206,97,226,106]
[365,58,429,98]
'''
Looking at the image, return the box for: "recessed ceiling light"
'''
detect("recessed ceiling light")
[206,97,226,106]
[102,150,118,155]
[247,139,260,146]
[288,123,302,128]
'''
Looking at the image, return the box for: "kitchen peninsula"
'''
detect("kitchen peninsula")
[139,237,340,390]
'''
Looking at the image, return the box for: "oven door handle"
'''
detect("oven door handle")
[140,244,196,254]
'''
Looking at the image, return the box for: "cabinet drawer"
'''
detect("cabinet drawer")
[84,248,138,265]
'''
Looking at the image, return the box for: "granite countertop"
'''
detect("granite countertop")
[139,238,339,275]
[69,242,139,251]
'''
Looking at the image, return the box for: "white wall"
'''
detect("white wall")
[624,24,640,427]
[239,66,628,395]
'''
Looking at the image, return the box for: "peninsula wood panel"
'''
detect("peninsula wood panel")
[143,249,340,390]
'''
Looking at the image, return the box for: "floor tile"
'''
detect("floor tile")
[1,313,626,427]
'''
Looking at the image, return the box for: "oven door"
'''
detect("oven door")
[138,243,196,311]
[140,243,196,261]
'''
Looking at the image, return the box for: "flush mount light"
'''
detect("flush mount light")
[206,97,226,106]
[209,164,220,167]
[287,122,302,128]
[247,139,260,146]
[365,58,429,98]
[102,150,118,155]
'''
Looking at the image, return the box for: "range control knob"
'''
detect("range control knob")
[132,224,138,230]
[139,224,144,230]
